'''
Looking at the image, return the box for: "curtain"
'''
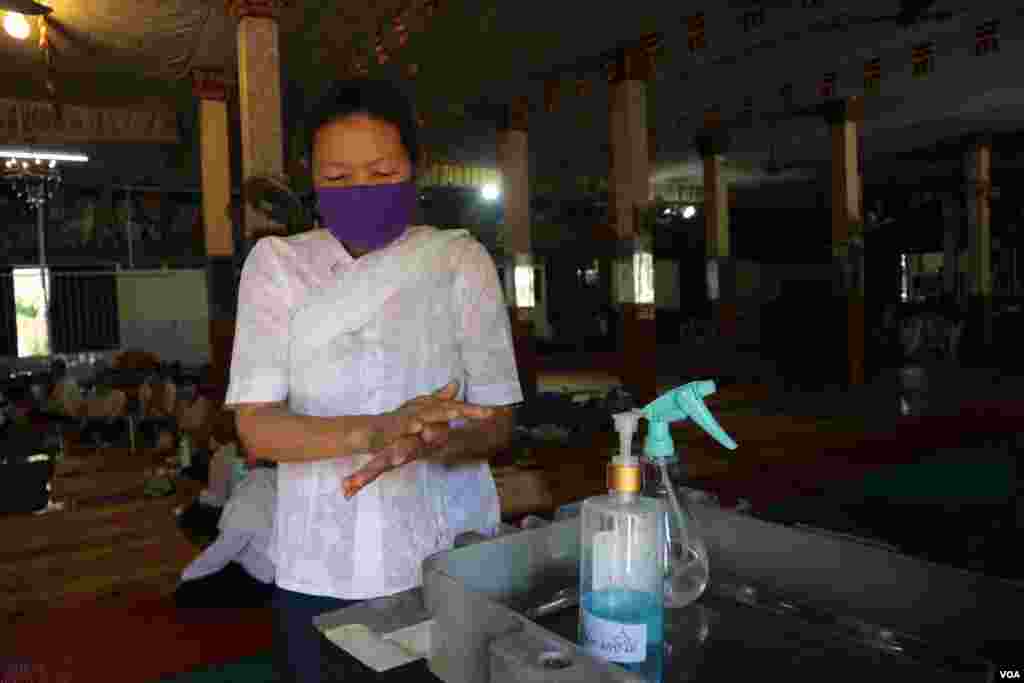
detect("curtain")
[49,266,120,353]
[0,268,16,357]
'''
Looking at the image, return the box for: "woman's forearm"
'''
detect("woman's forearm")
[235,403,380,464]
[435,406,515,466]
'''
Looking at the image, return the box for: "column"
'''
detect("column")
[608,45,657,405]
[228,0,286,242]
[193,68,236,386]
[941,194,959,298]
[825,97,865,387]
[696,113,736,340]
[965,138,993,347]
[496,96,538,402]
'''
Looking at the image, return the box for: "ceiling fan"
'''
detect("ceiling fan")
[0,0,51,15]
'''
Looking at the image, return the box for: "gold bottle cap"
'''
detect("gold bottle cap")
[607,462,641,493]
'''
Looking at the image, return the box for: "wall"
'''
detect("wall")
[116,269,210,366]
[655,259,681,310]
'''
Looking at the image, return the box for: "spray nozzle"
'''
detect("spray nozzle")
[641,381,738,460]
[611,410,643,466]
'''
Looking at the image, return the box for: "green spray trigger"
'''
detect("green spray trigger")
[641,380,739,460]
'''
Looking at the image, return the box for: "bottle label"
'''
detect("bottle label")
[581,609,647,663]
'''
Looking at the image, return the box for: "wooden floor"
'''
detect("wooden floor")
[0,444,203,626]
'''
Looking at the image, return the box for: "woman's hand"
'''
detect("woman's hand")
[368,381,491,451]
[342,423,451,499]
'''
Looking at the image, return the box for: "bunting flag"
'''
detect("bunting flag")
[742,6,765,33]
[603,56,621,83]
[687,12,706,53]
[393,11,409,48]
[543,79,560,114]
[911,42,934,78]
[640,32,661,58]
[818,72,837,98]
[975,20,1000,56]
[864,57,881,95]
[375,28,390,64]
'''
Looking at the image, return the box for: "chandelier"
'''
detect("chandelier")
[4,158,60,208]
[2,150,87,208]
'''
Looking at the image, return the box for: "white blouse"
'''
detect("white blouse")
[226,226,522,600]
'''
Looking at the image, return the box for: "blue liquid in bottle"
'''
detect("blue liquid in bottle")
[580,588,664,682]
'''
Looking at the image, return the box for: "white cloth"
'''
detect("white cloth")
[181,467,277,584]
[226,226,522,600]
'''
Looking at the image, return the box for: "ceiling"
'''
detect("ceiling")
[2,0,1024,199]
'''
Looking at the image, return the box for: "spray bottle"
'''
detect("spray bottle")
[639,381,738,608]
[578,411,666,683]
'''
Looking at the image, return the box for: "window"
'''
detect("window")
[12,267,51,357]
[900,254,909,303]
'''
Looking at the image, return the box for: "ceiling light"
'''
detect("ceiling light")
[682,205,697,219]
[3,12,31,40]
[481,183,500,201]
[0,149,89,163]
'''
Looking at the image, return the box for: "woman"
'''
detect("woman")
[227,79,522,683]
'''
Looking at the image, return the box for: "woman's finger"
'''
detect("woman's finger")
[414,402,493,425]
[432,381,459,401]
[343,437,422,499]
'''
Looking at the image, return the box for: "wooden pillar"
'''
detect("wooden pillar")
[965,137,993,347]
[192,69,237,388]
[696,117,736,340]
[497,96,537,402]
[608,45,656,405]
[228,0,286,242]
[825,97,865,387]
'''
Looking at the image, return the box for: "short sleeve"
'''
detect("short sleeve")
[452,239,524,406]
[225,238,293,407]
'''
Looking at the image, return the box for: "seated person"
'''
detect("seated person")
[138,369,179,449]
[46,359,84,419]
[198,416,248,507]
[174,463,276,608]
[80,383,128,446]
[176,390,214,446]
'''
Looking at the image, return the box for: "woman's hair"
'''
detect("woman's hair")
[305,78,420,169]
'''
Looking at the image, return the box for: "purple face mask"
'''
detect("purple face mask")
[316,181,417,251]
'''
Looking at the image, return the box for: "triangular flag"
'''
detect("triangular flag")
[575,75,590,97]
[393,12,409,48]
[687,13,706,53]
[543,79,560,114]
[817,72,837,98]
[911,42,934,78]
[975,20,1000,56]
[863,58,881,95]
